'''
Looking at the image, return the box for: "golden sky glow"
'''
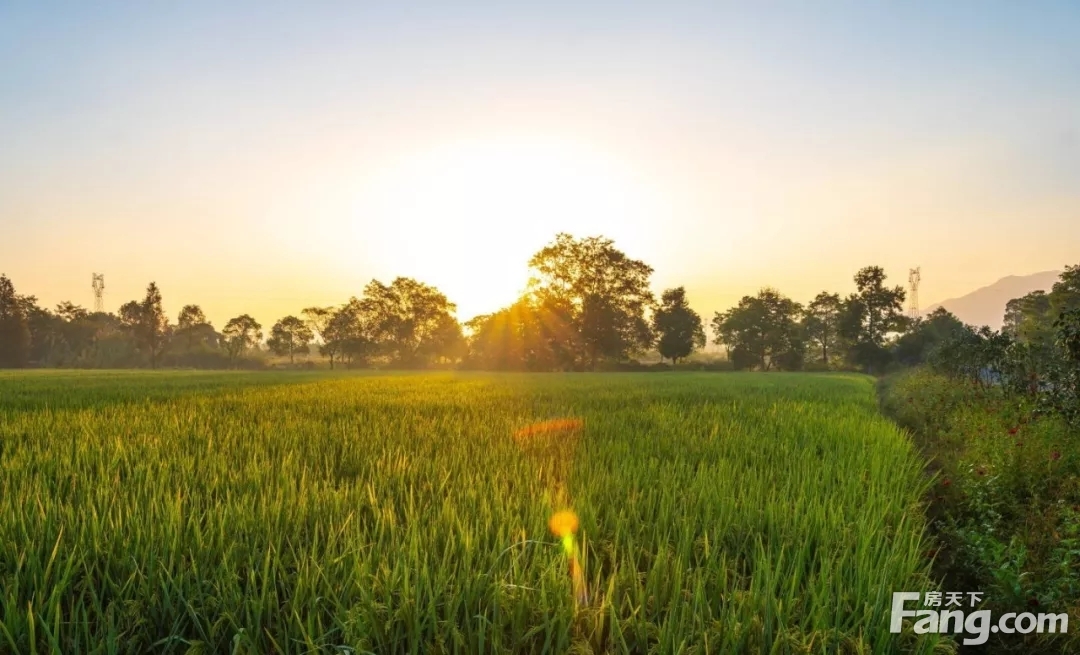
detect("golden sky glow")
[2,4,1078,329]
[347,134,665,319]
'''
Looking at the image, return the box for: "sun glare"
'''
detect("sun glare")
[351,135,663,320]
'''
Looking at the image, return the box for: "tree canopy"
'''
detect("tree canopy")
[267,316,313,363]
[652,287,705,364]
[528,233,654,369]
[0,274,31,368]
[712,288,804,371]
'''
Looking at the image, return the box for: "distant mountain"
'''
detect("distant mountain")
[924,271,1061,330]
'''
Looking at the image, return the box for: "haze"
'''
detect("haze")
[2,1,1078,328]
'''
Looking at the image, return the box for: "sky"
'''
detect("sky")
[2,1,1078,329]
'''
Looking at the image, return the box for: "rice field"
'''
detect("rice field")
[0,371,945,654]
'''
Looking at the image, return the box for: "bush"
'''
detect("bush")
[881,369,1080,653]
[928,312,1080,428]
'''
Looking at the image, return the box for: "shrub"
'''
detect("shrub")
[881,369,1080,653]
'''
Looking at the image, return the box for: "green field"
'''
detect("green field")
[0,371,944,654]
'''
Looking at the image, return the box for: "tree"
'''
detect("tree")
[893,307,969,366]
[803,292,842,366]
[174,304,217,353]
[44,302,97,366]
[141,283,169,368]
[177,305,206,330]
[267,315,313,363]
[465,294,579,371]
[527,233,654,369]
[23,298,62,366]
[320,300,375,369]
[118,300,142,330]
[1003,291,1053,344]
[0,275,31,368]
[651,287,705,364]
[1002,265,1080,347]
[359,277,463,367]
[118,282,169,368]
[222,314,262,364]
[72,312,139,368]
[841,266,906,373]
[55,301,89,323]
[1050,264,1080,317]
[712,288,804,371]
[465,308,526,370]
[319,305,349,369]
[301,306,333,342]
[853,266,907,344]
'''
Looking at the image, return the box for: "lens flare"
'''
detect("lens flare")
[547,509,587,606]
[548,510,579,538]
[513,418,583,441]
[515,420,589,608]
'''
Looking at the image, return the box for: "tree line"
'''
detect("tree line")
[1,233,1076,374]
[927,265,1080,426]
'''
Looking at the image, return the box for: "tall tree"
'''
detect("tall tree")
[652,287,705,364]
[803,292,842,365]
[359,277,463,367]
[528,233,654,369]
[0,275,31,368]
[841,266,906,372]
[141,283,169,368]
[712,288,804,371]
[267,315,314,363]
[850,266,907,345]
[222,314,262,364]
[118,282,169,368]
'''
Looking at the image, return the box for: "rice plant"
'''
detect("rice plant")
[0,370,947,654]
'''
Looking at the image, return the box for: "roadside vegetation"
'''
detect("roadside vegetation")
[879,268,1080,653]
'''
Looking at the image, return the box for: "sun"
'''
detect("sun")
[349,134,663,320]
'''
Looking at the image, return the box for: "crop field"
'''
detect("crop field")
[0,371,943,654]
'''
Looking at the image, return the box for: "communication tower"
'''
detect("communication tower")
[92,273,105,313]
[908,267,921,320]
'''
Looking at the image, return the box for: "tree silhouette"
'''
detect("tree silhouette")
[712,288,804,371]
[267,315,313,363]
[803,292,842,365]
[0,275,30,368]
[652,287,705,364]
[222,314,262,365]
[118,282,169,368]
[360,277,462,367]
[841,266,906,372]
[528,234,654,369]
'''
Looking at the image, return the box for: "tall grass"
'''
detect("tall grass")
[0,371,945,653]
